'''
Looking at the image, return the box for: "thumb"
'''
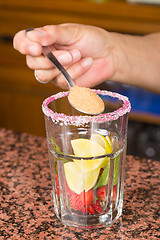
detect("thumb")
[26,24,80,47]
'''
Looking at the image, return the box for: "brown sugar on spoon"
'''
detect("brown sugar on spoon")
[68,85,105,115]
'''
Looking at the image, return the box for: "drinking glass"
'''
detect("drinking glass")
[42,89,131,228]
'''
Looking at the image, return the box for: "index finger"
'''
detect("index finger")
[13,29,42,56]
[26,24,81,48]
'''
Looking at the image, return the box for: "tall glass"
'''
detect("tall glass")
[42,89,131,228]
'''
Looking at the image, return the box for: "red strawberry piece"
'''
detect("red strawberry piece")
[92,199,103,213]
[80,189,94,206]
[87,205,95,215]
[55,174,60,197]
[69,193,86,213]
[97,185,106,202]
[113,185,117,201]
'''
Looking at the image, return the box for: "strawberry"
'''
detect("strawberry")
[113,185,117,201]
[97,185,106,201]
[69,193,86,213]
[55,174,60,197]
[92,199,103,213]
[79,189,94,206]
[87,205,95,214]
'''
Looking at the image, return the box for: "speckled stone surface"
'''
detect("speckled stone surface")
[0,128,159,239]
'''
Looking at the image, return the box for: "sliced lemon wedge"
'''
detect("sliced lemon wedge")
[71,136,112,172]
[91,133,112,151]
[64,161,100,193]
[64,134,113,193]
[84,167,100,191]
[106,135,112,147]
[90,133,112,168]
[71,139,107,172]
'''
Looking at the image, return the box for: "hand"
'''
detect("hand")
[13,23,119,89]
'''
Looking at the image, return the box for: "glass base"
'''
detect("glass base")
[61,205,123,229]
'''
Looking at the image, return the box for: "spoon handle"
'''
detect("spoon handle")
[42,46,75,88]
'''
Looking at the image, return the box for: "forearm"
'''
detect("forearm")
[111,32,160,93]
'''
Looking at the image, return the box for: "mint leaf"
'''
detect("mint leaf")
[51,137,61,152]
[51,137,68,163]
[94,153,120,189]
[68,198,71,208]
[94,160,110,189]
[91,197,98,205]
[113,154,120,185]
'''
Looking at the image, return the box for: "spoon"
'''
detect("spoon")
[42,46,75,88]
[42,46,105,115]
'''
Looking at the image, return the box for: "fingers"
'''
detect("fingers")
[13,30,42,56]
[35,57,93,89]
[26,49,81,70]
[13,24,110,89]
[55,57,94,89]
[25,24,80,47]
[27,48,82,85]
[13,26,89,88]
[13,24,79,57]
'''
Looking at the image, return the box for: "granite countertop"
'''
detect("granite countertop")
[0,128,159,239]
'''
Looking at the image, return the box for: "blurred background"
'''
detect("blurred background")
[0,0,160,160]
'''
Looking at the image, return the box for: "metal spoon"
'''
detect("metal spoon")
[26,29,104,115]
[42,46,105,115]
[26,29,74,87]
[42,46,75,88]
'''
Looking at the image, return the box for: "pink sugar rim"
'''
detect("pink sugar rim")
[42,89,131,125]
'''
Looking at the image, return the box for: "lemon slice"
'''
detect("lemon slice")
[106,135,112,147]
[91,133,112,168]
[71,138,107,172]
[84,167,100,191]
[64,162,100,193]
[91,133,112,152]
[64,162,84,194]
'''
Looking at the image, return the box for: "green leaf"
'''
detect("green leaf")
[68,198,71,208]
[94,160,110,189]
[51,137,68,163]
[91,197,98,205]
[113,154,120,185]
[94,153,120,189]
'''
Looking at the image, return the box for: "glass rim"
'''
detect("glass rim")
[42,89,131,126]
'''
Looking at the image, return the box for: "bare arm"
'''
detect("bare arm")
[112,32,160,93]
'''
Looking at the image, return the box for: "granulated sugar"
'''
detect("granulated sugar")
[68,85,105,115]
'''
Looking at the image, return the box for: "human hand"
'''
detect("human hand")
[13,23,120,89]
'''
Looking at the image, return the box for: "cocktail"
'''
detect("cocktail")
[42,89,131,228]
